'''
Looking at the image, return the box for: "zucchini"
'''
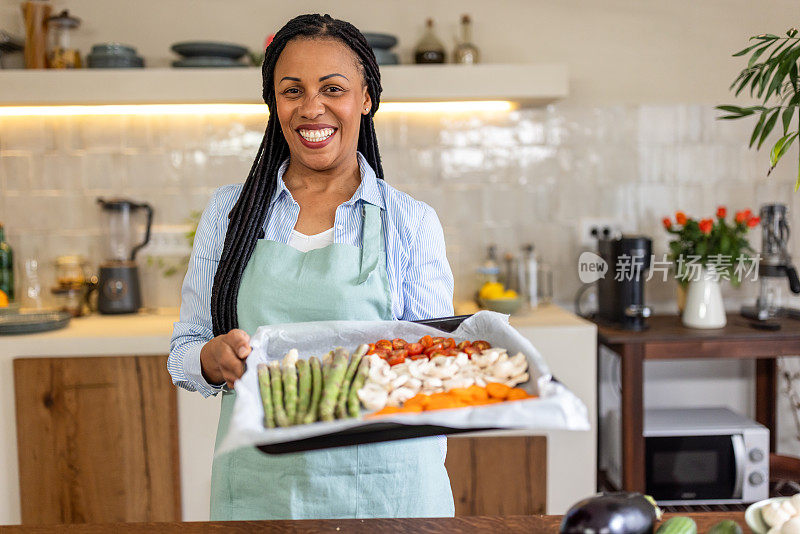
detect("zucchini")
[655,516,697,534]
[707,519,742,534]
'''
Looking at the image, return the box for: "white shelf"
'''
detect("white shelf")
[0,64,567,106]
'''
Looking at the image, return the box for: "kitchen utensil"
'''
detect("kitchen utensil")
[742,204,800,321]
[171,56,247,68]
[87,55,144,68]
[95,198,153,314]
[597,236,652,330]
[745,497,787,534]
[90,43,136,56]
[363,33,398,50]
[46,9,81,68]
[0,310,70,335]
[21,0,51,69]
[170,41,248,59]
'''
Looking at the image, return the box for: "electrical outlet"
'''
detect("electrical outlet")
[577,217,626,249]
[144,225,194,256]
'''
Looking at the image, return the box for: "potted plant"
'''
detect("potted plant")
[717,28,800,189]
[663,206,758,328]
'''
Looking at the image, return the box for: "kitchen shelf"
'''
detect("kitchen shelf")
[0,63,567,106]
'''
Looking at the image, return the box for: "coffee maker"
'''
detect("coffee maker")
[597,236,653,330]
[96,198,153,314]
[741,204,800,321]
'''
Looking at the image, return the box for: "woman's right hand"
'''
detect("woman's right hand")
[200,329,252,389]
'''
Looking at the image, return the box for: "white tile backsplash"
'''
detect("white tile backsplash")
[0,104,794,309]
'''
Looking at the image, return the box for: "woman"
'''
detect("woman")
[169,14,455,520]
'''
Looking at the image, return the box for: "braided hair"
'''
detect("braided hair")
[211,14,384,336]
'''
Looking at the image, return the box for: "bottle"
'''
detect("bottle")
[0,224,14,302]
[453,14,479,64]
[414,18,446,64]
[477,245,500,286]
[521,244,538,307]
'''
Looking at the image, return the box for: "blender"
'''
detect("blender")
[96,198,153,314]
[741,203,800,322]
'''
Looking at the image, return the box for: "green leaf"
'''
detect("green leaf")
[748,44,771,67]
[783,105,795,134]
[757,108,781,149]
[750,111,767,147]
[770,132,798,167]
[733,41,768,57]
[716,105,746,114]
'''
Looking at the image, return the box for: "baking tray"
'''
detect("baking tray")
[257,314,497,454]
[0,310,70,335]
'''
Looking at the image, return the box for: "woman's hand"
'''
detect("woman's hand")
[200,329,252,389]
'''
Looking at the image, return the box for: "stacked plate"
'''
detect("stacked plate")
[363,33,399,65]
[170,41,249,68]
[87,43,144,68]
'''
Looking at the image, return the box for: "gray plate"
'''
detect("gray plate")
[372,48,399,65]
[0,311,70,335]
[363,33,398,50]
[171,56,248,68]
[90,43,137,56]
[171,41,248,59]
[87,55,145,68]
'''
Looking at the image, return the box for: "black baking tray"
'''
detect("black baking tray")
[257,314,499,454]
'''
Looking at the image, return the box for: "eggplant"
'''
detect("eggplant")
[560,492,661,534]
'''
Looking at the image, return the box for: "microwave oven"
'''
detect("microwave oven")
[602,407,769,505]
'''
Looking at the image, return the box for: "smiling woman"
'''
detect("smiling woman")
[168,13,455,522]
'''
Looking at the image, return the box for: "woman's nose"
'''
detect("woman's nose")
[298,94,324,119]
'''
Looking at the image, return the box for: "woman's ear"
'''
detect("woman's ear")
[362,86,372,115]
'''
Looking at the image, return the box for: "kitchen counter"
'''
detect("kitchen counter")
[0,513,747,533]
[0,305,595,524]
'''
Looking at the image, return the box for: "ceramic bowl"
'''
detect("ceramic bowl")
[372,48,399,65]
[90,43,137,56]
[479,296,523,315]
[363,33,398,50]
[170,41,248,59]
[746,496,788,534]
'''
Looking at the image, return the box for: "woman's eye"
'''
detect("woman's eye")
[282,87,301,95]
[323,86,344,94]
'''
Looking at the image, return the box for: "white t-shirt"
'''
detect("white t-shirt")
[287,227,335,252]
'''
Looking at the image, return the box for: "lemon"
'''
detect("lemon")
[0,290,8,307]
[479,282,505,300]
[502,289,518,299]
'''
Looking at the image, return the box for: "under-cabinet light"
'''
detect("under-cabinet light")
[0,101,515,117]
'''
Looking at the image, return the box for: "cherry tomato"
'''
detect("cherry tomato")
[432,336,446,345]
[366,343,377,355]
[374,349,391,360]
[462,346,479,357]
[388,354,406,366]
[444,338,456,349]
[409,353,429,360]
[419,335,434,348]
[456,340,472,351]
[424,342,444,356]
[428,350,447,358]
[375,339,393,351]
[392,338,407,350]
[406,342,424,356]
[472,340,492,351]
[442,348,459,357]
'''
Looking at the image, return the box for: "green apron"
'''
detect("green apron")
[209,203,454,520]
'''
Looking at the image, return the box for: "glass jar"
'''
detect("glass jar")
[46,10,81,68]
[55,255,87,289]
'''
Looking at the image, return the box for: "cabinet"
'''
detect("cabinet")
[14,355,180,524]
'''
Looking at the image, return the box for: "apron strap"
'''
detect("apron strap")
[358,203,383,284]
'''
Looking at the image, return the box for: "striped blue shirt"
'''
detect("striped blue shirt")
[169,152,454,397]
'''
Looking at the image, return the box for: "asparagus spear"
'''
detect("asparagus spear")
[302,356,323,425]
[268,361,289,427]
[257,363,275,428]
[321,350,334,381]
[348,356,371,418]
[319,347,349,422]
[294,358,311,424]
[335,344,369,419]
[282,349,299,425]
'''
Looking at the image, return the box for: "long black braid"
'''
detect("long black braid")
[211,14,384,336]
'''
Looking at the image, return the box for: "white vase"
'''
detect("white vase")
[682,267,727,328]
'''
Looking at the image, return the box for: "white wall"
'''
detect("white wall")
[0,0,794,104]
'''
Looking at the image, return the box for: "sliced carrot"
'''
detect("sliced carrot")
[448,387,473,402]
[397,404,423,413]
[467,384,489,401]
[486,382,512,400]
[404,393,430,408]
[506,388,531,400]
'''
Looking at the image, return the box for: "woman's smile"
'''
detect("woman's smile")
[296,124,338,148]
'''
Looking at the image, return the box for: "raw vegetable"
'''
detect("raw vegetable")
[348,356,371,418]
[559,492,661,534]
[302,357,323,425]
[655,516,697,534]
[268,361,289,427]
[707,519,742,534]
[294,359,311,424]
[335,344,368,419]
[319,348,348,421]
[256,363,275,428]
[368,384,535,416]
[281,349,299,424]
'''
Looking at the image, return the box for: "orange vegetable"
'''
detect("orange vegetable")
[486,382,512,400]
[467,384,489,401]
[404,393,430,408]
[507,388,531,401]
[447,387,473,402]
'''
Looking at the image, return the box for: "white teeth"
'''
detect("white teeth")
[298,128,335,142]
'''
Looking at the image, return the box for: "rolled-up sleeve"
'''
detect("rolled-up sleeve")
[168,189,225,397]
[400,204,454,321]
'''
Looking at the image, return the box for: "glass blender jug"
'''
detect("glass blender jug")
[96,198,153,314]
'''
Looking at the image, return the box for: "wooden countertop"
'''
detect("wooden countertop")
[1,513,747,533]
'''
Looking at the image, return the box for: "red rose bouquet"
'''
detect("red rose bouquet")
[663,206,758,287]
